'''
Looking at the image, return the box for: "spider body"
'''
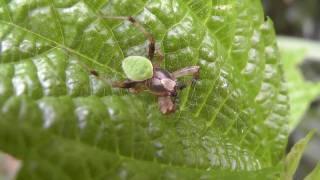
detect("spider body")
[95,16,200,114]
[121,67,177,97]
[147,68,177,96]
[114,62,199,114]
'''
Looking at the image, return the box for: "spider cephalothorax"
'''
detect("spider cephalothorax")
[93,16,200,114]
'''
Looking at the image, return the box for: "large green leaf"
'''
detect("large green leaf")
[0,0,289,179]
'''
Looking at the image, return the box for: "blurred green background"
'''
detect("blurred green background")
[263,0,320,179]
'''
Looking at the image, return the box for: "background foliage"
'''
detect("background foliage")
[278,38,320,132]
[264,0,320,178]
[278,37,320,180]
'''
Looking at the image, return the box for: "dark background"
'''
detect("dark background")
[263,0,320,40]
[263,0,320,179]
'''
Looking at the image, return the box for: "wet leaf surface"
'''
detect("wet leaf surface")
[0,0,289,179]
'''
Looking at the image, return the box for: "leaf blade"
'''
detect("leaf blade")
[0,0,289,178]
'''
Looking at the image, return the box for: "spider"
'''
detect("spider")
[91,16,200,114]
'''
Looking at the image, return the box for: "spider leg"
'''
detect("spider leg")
[75,60,115,87]
[176,82,187,90]
[112,80,146,94]
[172,65,200,87]
[152,48,164,68]
[73,56,145,92]
[99,15,156,60]
[158,96,175,114]
[112,80,140,88]
[172,66,200,79]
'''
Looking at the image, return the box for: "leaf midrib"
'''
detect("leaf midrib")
[0,20,121,76]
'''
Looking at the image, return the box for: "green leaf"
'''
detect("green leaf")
[278,37,320,132]
[282,130,316,180]
[305,162,320,180]
[0,0,289,178]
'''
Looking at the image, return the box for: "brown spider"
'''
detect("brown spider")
[92,16,200,114]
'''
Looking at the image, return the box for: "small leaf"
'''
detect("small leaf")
[282,130,316,180]
[305,162,320,180]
